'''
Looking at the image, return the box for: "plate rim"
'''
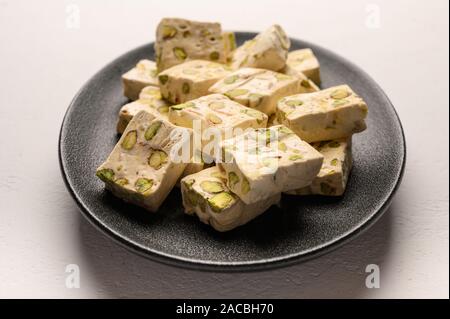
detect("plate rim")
[59,32,407,272]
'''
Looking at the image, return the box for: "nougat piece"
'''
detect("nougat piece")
[276,85,368,143]
[230,25,290,71]
[116,87,170,134]
[155,18,227,71]
[168,94,268,153]
[209,68,301,116]
[222,31,237,63]
[181,167,280,232]
[285,138,352,196]
[122,60,159,100]
[158,60,231,104]
[96,111,192,212]
[286,49,321,85]
[218,125,324,204]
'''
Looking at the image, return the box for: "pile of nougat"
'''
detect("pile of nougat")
[96,18,368,232]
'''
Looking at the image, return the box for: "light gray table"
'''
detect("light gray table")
[0,0,448,298]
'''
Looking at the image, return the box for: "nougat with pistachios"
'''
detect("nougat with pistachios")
[276,85,368,143]
[96,111,192,212]
[155,18,228,71]
[181,167,280,232]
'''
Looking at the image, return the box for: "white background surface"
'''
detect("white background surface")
[0,0,448,298]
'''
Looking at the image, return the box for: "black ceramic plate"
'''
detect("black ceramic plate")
[59,32,406,271]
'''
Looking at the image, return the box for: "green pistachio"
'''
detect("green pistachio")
[238,56,249,68]
[301,79,311,89]
[228,172,239,186]
[135,178,154,194]
[182,82,190,94]
[171,102,195,110]
[328,141,341,148]
[158,106,169,113]
[207,192,235,212]
[200,180,225,194]
[278,126,294,135]
[209,101,225,110]
[184,179,195,189]
[161,25,177,39]
[224,75,239,85]
[173,47,187,60]
[96,168,115,182]
[275,74,292,81]
[241,108,265,124]
[285,100,303,107]
[148,150,168,169]
[289,154,303,161]
[278,142,287,152]
[241,178,250,195]
[121,130,137,150]
[115,178,129,186]
[158,74,169,85]
[209,51,220,61]
[201,29,211,36]
[225,88,248,99]
[211,171,225,179]
[332,99,348,107]
[206,113,223,124]
[330,89,350,99]
[228,33,236,51]
[145,121,162,141]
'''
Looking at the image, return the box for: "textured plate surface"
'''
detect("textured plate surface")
[59,32,406,271]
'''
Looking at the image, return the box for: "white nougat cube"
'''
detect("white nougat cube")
[218,125,324,204]
[230,25,290,72]
[158,60,231,104]
[122,60,159,100]
[181,167,280,232]
[155,18,227,71]
[96,111,192,212]
[285,138,353,196]
[285,49,321,85]
[276,85,368,143]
